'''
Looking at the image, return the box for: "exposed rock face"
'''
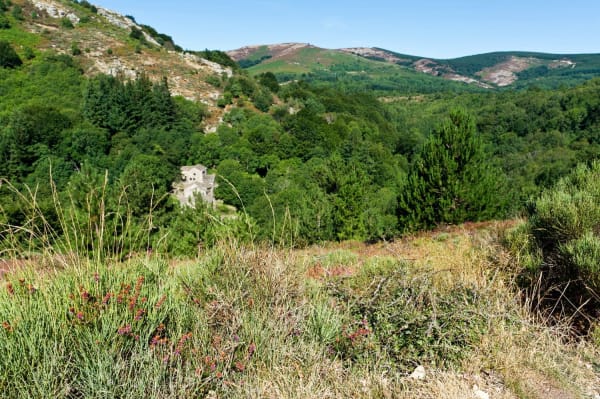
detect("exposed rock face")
[32,0,80,24]
[477,56,538,87]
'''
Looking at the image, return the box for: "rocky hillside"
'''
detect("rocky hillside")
[4,0,233,130]
[229,43,600,89]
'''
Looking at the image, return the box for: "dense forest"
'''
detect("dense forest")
[1,36,600,255]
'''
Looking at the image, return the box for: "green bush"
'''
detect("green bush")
[515,161,600,327]
[0,14,10,29]
[0,40,22,68]
[60,17,74,29]
[10,4,22,20]
[330,264,488,370]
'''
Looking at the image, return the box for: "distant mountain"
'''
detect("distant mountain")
[228,43,600,90]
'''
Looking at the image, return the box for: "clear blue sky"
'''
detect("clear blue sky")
[93,0,599,59]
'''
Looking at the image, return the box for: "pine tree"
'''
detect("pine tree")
[398,109,504,232]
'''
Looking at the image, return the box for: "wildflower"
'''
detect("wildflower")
[150,335,161,348]
[26,284,36,294]
[2,321,12,332]
[247,343,256,358]
[93,273,100,283]
[215,371,223,379]
[128,296,137,311]
[134,276,144,295]
[6,283,14,296]
[118,324,132,335]
[162,355,169,364]
[76,311,84,321]
[80,290,91,302]
[174,332,193,356]
[234,361,245,372]
[134,308,145,321]
[101,292,112,305]
[155,295,167,309]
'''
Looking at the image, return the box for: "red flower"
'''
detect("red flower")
[234,361,245,372]
[155,295,167,309]
[134,308,145,321]
[118,324,132,335]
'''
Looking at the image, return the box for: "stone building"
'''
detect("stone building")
[173,165,216,207]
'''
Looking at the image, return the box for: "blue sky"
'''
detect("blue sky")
[93,1,599,59]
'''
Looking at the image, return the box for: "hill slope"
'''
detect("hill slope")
[2,0,233,129]
[229,43,600,90]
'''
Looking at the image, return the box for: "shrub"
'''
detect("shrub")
[330,264,488,370]
[0,14,9,29]
[60,17,74,29]
[515,161,600,329]
[71,42,81,56]
[0,40,22,68]
[11,4,22,20]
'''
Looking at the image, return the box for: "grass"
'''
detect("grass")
[0,181,599,398]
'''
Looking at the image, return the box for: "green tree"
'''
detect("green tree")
[119,154,175,218]
[0,41,22,68]
[398,110,505,232]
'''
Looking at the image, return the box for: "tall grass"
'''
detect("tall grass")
[1,180,599,397]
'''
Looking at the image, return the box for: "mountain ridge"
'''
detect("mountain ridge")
[227,42,600,89]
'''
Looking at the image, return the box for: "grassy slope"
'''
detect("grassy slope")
[1,221,598,398]
[243,44,600,90]
[246,46,482,93]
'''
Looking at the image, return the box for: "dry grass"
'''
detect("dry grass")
[2,219,599,398]
[291,221,600,398]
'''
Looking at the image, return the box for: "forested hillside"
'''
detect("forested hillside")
[0,0,599,254]
[1,1,600,398]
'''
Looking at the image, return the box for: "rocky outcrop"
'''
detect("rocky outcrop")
[32,0,80,24]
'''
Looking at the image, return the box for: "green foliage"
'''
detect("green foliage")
[0,40,21,68]
[129,27,145,42]
[194,49,238,69]
[10,4,22,20]
[71,42,81,56]
[258,71,279,93]
[398,110,507,231]
[331,264,488,370]
[79,0,98,13]
[60,17,74,29]
[0,14,10,29]
[513,161,600,330]
[22,46,34,60]
[84,74,177,135]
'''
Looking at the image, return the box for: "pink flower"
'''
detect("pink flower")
[118,324,132,335]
